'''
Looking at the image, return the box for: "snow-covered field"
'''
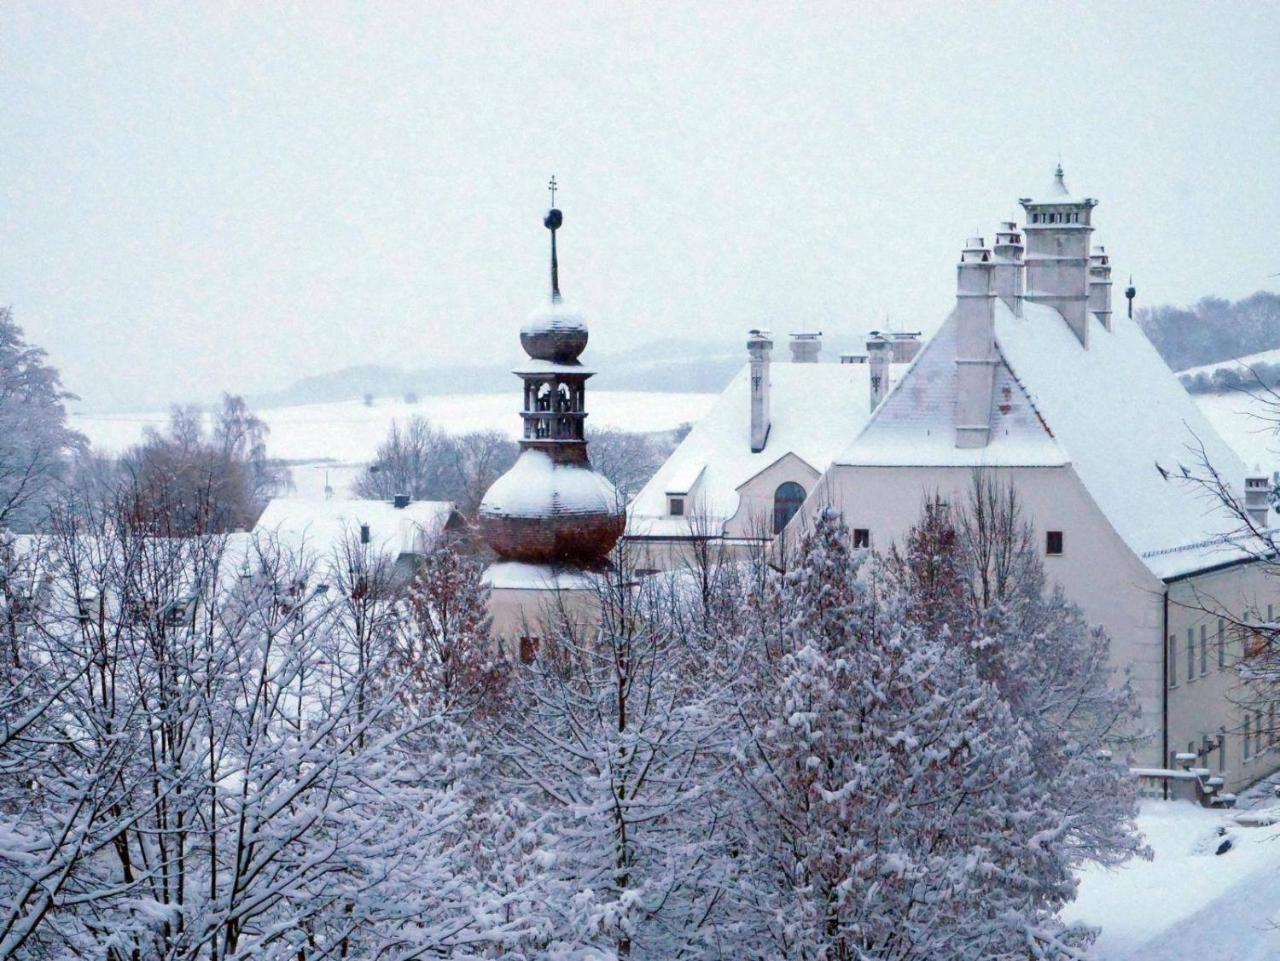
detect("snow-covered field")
[1195,390,1280,471]
[1067,791,1280,960]
[1181,348,1280,379]
[72,391,719,498]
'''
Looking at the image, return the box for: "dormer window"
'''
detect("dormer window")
[669,497,685,517]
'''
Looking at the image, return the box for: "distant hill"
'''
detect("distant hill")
[247,337,748,409]
[1138,291,1280,373]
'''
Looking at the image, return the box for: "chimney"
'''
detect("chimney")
[1019,164,1097,347]
[867,333,891,411]
[889,331,923,364]
[1089,246,1114,331]
[1245,471,1272,528]
[789,331,822,363]
[747,330,772,452]
[992,221,1025,311]
[954,236,998,448]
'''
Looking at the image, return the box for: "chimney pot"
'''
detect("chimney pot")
[789,332,822,363]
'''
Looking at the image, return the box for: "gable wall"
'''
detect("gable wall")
[799,462,1167,765]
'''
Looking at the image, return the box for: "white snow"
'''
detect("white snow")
[995,301,1253,578]
[253,496,457,560]
[522,301,588,336]
[482,560,597,591]
[1066,799,1280,960]
[1181,347,1280,379]
[629,362,905,538]
[480,449,622,519]
[838,310,1068,468]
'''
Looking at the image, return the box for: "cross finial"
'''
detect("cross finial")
[548,175,558,207]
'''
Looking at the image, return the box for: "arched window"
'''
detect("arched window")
[773,481,806,534]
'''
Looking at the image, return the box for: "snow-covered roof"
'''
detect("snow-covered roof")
[253,497,459,561]
[1021,164,1092,207]
[482,560,597,591]
[628,361,905,538]
[838,297,1257,579]
[837,312,1068,468]
[996,300,1251,579]
[479,449,622,520]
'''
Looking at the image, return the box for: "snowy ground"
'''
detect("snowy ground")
[1195,389,1280,473]
[72,391,719,498]
[1068,784,1280,960]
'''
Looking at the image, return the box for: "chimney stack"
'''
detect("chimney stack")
[789,331,822,363]
[747,330,773,452]
[1245,471,1272,529]
[954,236,998,449]
[1019,165,1097,347]
[992,221,1025,311]
[867,333,891,411]
[889,331,923,364]
[1089,246,1114,331]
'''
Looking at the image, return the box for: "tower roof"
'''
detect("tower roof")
[1019,163,1096,209]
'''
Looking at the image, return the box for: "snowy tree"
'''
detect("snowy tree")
[887,476,1145,869]
[494,547,738,959]
[0,492,518,960]
[728,509,1093,960]
[0,307,86,531]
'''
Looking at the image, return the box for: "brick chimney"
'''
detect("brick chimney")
[992,221,1025,312]
[954,237,997,448]
[867,333,891,411]
[747,330,772,452]
[1089,246,1114,332]
[1019,165,1097,347]
[789,332,822,363]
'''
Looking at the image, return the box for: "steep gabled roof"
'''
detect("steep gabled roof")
[836,297,1255,579]
[994,300,1250,579]
[837,311,1067,468]
[628,362,902,538]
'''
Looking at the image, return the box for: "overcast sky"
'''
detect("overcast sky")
[3,1,1278,411]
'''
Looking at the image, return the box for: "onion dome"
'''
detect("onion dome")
[479,449,624,564]
[521,301,588,363]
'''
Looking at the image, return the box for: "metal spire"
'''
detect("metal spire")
[544,175,563,303]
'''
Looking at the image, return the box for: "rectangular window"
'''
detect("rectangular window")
[1219,730,1227,772]
[852,528,871,549]
[1245,714,1252,761]
[1200,625,1208,676]
[1046,530,1064,556]
[1187,629,1195,682]
[669,497,684,517]
[1272,704,1278,748]
[1259,711,1267,753]
[1218,618,1226,669]
[1168,634,1178,687]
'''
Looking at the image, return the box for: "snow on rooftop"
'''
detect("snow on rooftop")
[253,496,456,561]
[482,560,596,591]
[994,299,1250,578]
[629,361,904,538]
[837,312,1068,469]
[838,298,1255,579]
[479,449,621,520]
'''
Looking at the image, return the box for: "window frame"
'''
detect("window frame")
[668,496,685,517]
[852,528,871,549]
[1045,530,1064,556]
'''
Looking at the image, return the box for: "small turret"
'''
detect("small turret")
[1089,246,1114,331]
[748,330,773,452]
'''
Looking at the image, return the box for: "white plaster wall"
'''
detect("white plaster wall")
[1167,564,1280,792]
[801,463,1168,765]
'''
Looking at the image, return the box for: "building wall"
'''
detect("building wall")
[1167,564,1280,793]
[724,454,821,541]
[487,584,601,648]
[801,462,1169,766]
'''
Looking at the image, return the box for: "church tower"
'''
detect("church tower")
[1019,164,1097,347]
[478,184,625,574]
